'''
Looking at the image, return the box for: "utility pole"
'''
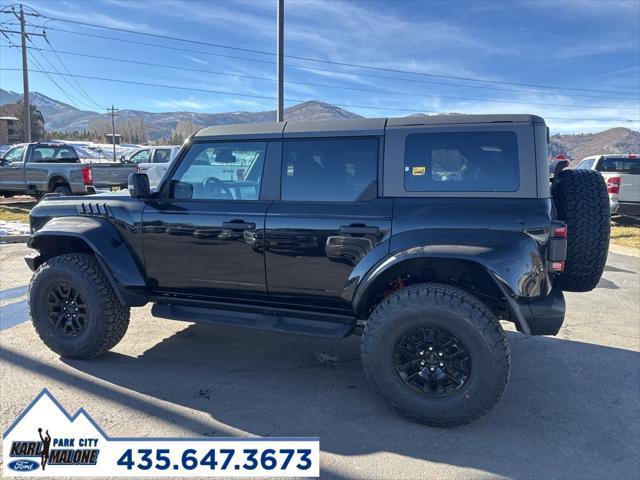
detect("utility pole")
[1,6,46,142]
[107,105,118,161]
[276,0,284,122]
[18,6,30,142]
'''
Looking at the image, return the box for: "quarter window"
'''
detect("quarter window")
[282,138,378,202]
[170,142,266,200]
[404,131,519,192]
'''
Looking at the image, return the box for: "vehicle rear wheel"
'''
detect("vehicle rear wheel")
[361,283,510,427]
[554,169,610,292]
[29,253,130,359]
[53,184,72,196]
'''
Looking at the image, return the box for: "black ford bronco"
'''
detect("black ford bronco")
[26,115,610,426]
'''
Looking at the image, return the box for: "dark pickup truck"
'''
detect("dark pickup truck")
[25,115,610,426]
[0,143,134,197]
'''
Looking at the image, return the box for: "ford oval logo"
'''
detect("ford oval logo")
[8,459,39,471]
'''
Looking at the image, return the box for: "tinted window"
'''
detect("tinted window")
[282,138,377,202]
[30,146,79,163]
[404,131,519,192]
[596,157,640,173]
[3,146,25,164]
[153,149,171,163]
[170,141,266,200]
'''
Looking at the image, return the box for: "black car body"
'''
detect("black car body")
[25,115,610,426]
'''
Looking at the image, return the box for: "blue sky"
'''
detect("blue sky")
[0,0,639,133]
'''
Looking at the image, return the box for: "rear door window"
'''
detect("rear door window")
[596,157,640,173]
[30,146,79,163]
[153,149,171,163]
[404,131,519,192]
[281,138,378,202]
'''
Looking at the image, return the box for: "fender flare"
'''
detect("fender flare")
[350,233,551,334]
[27,216,147,306]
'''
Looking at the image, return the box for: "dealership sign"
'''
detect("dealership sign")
[3,389,319,477]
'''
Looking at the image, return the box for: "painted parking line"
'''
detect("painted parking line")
[0,285,29,330]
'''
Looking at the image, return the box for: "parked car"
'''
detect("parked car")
[127,146,180,188]
[575,154,640,217]
[25,115,610,427]
[0,143,135,197]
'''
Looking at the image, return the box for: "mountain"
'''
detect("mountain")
[549,127,640,162]
[0,88,360,139]
[2,89,638,156]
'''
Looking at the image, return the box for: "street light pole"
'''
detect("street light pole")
[276,0,284,122]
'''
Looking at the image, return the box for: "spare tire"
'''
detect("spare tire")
[554,169,610,292]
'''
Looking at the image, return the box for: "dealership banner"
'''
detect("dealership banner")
[3,389,319,477]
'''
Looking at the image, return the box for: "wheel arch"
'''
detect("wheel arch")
[351,251,533,334]
[27,217,147,306]
[47,175,70,191]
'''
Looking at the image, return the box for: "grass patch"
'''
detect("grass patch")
[0,205,30,223]
[611,218,640,249]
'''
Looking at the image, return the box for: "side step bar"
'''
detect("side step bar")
[151,303,354,338]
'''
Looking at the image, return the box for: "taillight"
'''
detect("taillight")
[549,221,567,273]
[81,166,93,185]
[606,176,620,194]
[553,225,567,239]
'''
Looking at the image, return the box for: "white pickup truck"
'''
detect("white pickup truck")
[128,146,180,188]
[576,154,640,217]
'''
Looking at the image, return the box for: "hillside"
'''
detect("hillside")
[0,88,360,139]
[549,128,640,162]
[2,89,638,156]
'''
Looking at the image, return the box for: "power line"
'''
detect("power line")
[7,44,637,112]
[42,35,103,109]
[23,11,640,97]
[24,38,102,110]
[34,24,640,102]
[1,66,637,123]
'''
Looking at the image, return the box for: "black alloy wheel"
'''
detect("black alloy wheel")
[45,282,88,337]
[393,326,471,397]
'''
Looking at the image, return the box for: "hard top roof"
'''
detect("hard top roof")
[193,114,544,140]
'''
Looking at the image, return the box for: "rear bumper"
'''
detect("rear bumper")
[616,202,640,217]
[514,286,566,336]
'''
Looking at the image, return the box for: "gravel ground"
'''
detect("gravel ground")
[1,243,639,479]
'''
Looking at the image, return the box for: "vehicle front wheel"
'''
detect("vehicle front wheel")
[29,253,130,359]
[361,283,510,427]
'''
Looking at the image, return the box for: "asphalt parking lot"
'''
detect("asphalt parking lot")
[1,242,639,479]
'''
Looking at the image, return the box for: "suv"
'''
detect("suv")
[25,115,610,426]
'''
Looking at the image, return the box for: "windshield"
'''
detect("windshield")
[596,157,640,174]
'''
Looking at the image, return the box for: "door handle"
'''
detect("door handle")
[222,220,256,231]
[340,225,379,235]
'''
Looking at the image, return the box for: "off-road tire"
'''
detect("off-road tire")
[29,253,130,359]
[53,184,72,196]
[554,169,610,292]
[361,283,510,427]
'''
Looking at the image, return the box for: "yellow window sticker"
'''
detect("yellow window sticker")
[412,166,426,176]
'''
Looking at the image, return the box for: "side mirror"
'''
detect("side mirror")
[119,155,126,162]
[128,172,151,199]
